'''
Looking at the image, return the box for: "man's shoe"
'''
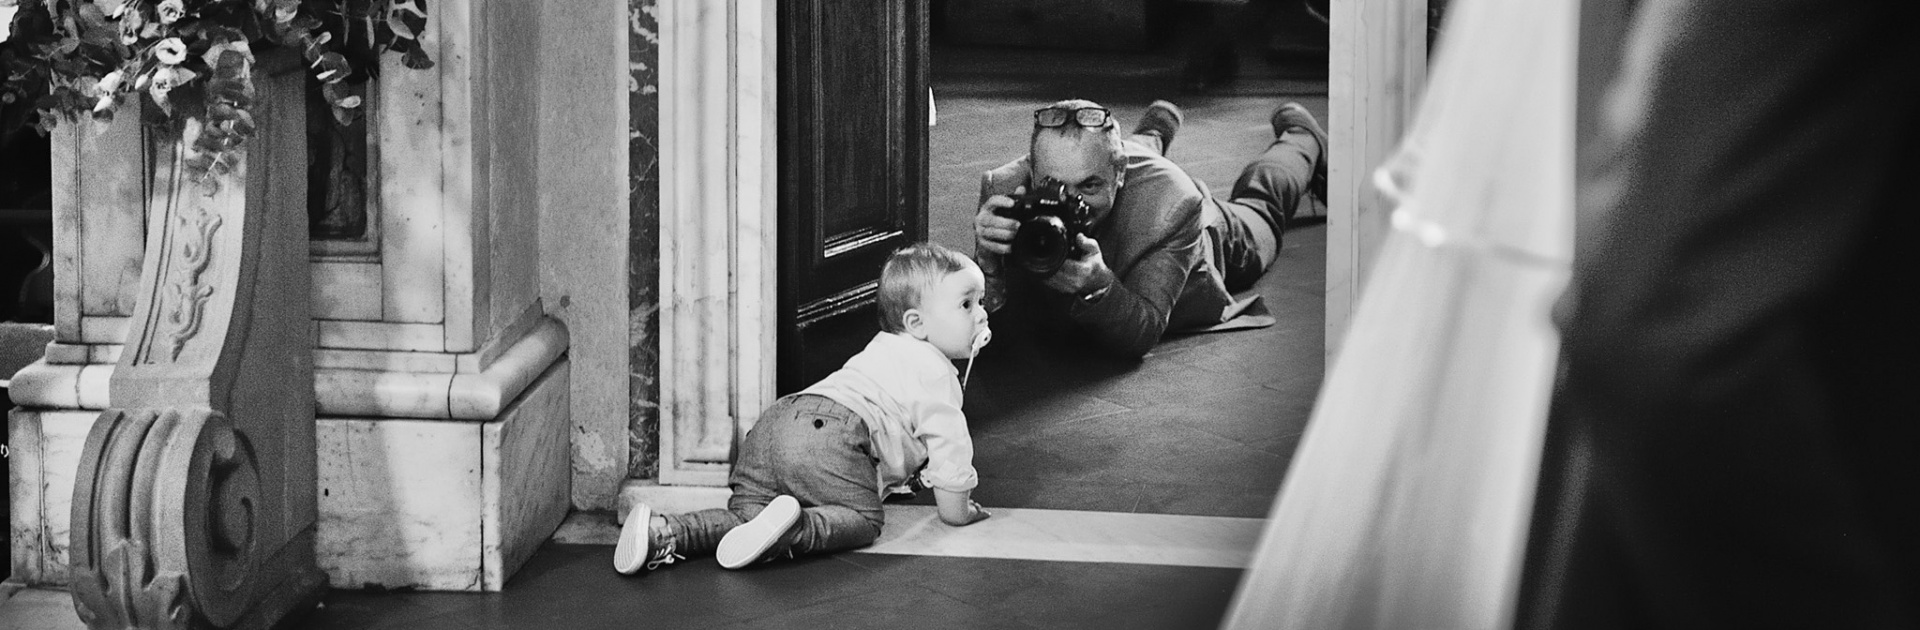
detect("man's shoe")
[1133,100,1185,157]
[613,503,683,574]
[716,495,802,570]
[1270,102,1329,201]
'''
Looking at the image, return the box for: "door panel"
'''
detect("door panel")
[779,0,929,392]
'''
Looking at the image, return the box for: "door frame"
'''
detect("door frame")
[655,0,780,486]
[651,0,1422,486]
[1326,0,1428,357]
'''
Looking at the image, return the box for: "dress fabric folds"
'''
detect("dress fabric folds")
[1221,0,1574,627]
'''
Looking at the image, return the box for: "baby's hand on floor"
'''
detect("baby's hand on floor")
[935,489,991,526]
[959,500,991,526]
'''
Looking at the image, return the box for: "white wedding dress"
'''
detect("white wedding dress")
[1222,0,1576,627]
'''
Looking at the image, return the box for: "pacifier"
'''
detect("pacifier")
[971,325,993,353]
[962,324,991,389]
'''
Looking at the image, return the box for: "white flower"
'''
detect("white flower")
[157,0,185,25]
[153,38,187,65]
[147,65,194,93]
[97,70,125,94]
[93,94,116,114]
[92,0,126,19]
[147,66,197,111]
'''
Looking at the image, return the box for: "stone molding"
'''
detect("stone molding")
[9,318,568,421]
[655,0,779,486]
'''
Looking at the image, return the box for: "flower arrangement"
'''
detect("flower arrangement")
[0,0,432,184]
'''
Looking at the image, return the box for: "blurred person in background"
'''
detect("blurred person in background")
[1519,1,1920,627]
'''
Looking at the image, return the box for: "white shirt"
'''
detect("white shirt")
[801,332,979,496]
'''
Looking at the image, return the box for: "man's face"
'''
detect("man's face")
[1032,133,1121,226]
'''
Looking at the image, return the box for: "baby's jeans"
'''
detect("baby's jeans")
[660,394,886,561]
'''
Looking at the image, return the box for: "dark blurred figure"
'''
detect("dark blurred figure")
[1425,0,1448,56]
[0,114,53,324]
[1179,0,1329,93]
[0,94,53,325]
[1519,1,1920,628]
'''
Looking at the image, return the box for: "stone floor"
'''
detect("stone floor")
[2,38,1332,630]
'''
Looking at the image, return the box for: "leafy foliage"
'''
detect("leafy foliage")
[0,0,432,184]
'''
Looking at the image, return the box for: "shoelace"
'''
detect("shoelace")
[646,536,684,570]
[645,530,683,572]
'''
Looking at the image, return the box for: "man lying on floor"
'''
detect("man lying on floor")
[972,98,1327,359]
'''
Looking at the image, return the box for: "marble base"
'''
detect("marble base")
[6,359,572,592]
[318,359,572,591]
[616,479,730,522]
[0,585,87,630]
[6,409,93,585]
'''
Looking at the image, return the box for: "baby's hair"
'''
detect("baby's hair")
[877,242,974,334]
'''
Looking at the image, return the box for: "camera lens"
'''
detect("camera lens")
[1013,216,1071,275]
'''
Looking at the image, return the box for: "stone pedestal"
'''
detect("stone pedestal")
[317,359,570,591]
[9,329,570,593]
[6,0,594,595]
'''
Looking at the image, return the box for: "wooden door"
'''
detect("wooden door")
[778,0,930,392]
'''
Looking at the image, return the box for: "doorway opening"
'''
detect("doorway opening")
[921,0,1331,518]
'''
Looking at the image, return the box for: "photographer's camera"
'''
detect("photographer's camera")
[997,181,1094,275]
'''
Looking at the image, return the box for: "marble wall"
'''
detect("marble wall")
[627,0,662,480]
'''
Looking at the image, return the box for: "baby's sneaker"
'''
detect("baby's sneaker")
[716,495,802,570]
[613,502,682,574]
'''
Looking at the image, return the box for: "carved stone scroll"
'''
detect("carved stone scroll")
[68,51,326,630]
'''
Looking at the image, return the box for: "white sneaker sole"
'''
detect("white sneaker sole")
[612,502,653,574]
[716,495,801,570]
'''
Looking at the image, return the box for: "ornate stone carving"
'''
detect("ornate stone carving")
[71,539,191,630]
[70,409,261,629]
[155,203,223,363]
[69,49,324,630]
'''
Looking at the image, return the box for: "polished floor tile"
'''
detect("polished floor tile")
[285,543,1245,630]
[841,554,1242,630]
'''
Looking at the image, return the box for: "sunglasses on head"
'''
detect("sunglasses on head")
[1034,106,1113,129]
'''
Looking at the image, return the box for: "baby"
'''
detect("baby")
[614,242,993,574]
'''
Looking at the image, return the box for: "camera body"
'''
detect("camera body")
[997,181,1095,275]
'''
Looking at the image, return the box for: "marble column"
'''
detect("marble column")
[649,0,779,489]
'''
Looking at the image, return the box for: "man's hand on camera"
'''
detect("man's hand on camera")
[1042,234,1114,298]
[974,186,1024,256]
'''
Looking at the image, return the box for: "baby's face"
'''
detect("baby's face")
[916,265,989,360]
